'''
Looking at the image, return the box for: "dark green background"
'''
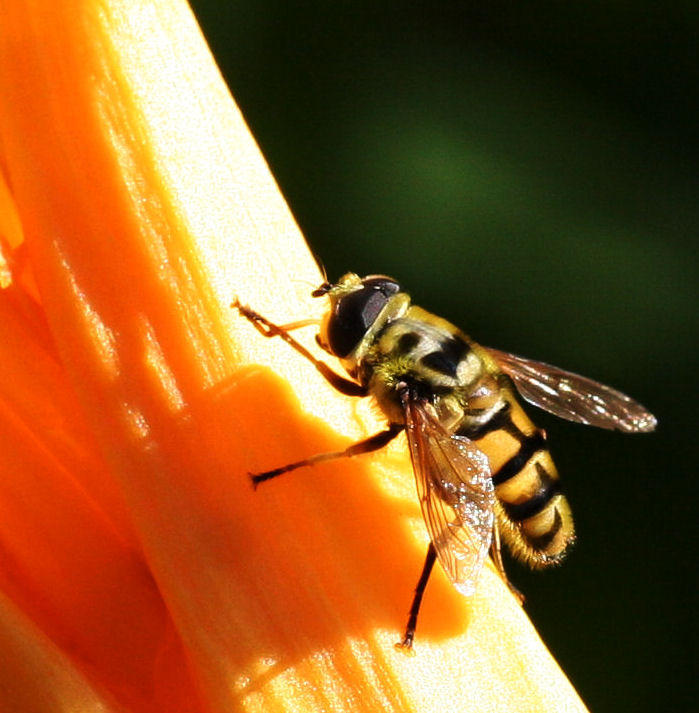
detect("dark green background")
[190,3,697,711]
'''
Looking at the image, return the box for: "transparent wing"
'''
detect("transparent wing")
[487,348,657,433]
[403,396,495,595]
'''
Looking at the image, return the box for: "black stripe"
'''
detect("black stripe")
[529,507,564,551]
[420,351,458,377]
[457,402,514,440]
[441,334,470,364]
[418,335,470,378]
[492,430,546,486]
[501,464,560,521]
[397,331,421,352]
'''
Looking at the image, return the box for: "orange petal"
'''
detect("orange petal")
[0,1,589,711]
[0,590,128,713]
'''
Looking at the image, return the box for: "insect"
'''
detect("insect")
[233,272,656,650]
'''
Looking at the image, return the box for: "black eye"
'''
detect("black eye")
[326,277,400,357]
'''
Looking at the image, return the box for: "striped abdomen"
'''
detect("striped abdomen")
[368,309,575,566]
[456,386,575,567]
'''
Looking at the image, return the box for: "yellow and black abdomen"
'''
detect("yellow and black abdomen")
[366,307,575,568]
[456,390,575,568]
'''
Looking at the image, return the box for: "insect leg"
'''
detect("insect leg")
[250,423,404,489]
[232,300,367,397]
[395,542,437,653]
[490,523,524,604]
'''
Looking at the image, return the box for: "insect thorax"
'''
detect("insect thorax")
[358,308,504,429]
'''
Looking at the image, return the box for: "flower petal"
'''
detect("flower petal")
[0,1,589,711]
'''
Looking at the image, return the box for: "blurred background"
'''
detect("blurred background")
[190,2,697,711]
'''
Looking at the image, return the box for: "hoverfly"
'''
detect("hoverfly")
[233,273,656,650]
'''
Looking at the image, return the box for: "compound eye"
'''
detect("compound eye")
[326,277,400,357]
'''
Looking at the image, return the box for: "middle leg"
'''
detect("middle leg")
[395,542,437,653]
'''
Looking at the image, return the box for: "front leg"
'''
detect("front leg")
[232,299,367,397]
[251,423,404,488]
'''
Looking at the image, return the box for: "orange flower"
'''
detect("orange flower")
[0,1,589,711]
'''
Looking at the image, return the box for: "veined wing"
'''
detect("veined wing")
[488,348,657,433]
[402,392,495,596]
